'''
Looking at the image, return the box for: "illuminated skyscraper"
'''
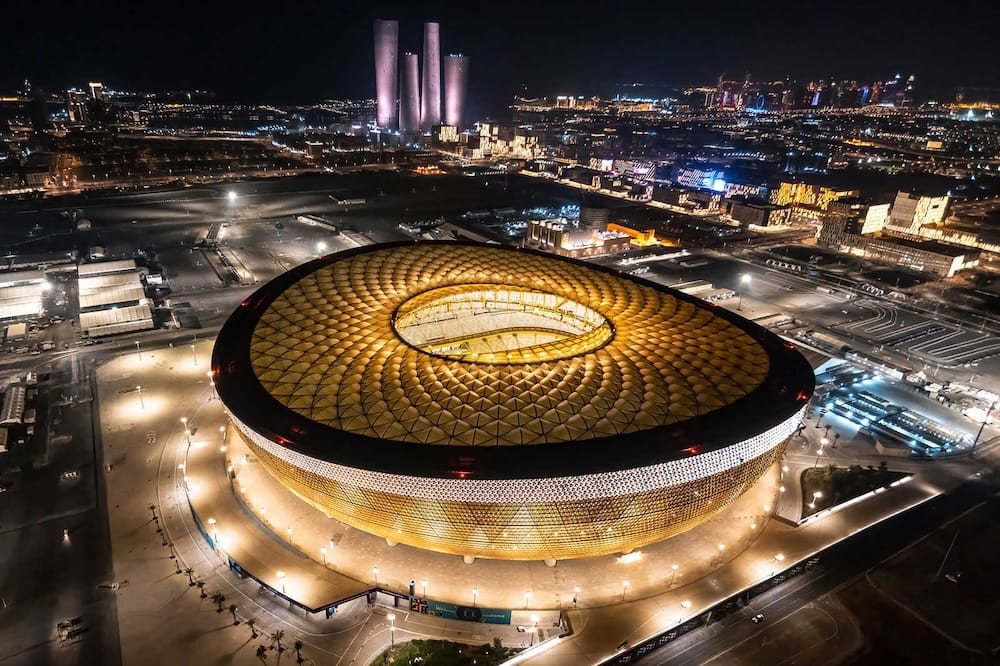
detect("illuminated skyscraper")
[65,89,89,123]
[399,52,421,133]
[443,54,469,129]
[373,19,399,129]
[420,22,441,131]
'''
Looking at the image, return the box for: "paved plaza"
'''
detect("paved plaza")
[97,338,993,665]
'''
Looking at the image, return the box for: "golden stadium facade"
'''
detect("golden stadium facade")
[212,242,813,561]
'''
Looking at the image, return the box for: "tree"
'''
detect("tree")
[294,639,304,664]
[246,617,258,638]
[211,591,226,613]
[877,460,891,486]
[184,567,195,586]
[196,580,207,599]
[272,629,285,653]
[229,603,240,626]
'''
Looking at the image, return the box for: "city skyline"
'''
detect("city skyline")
[2,0,999,115]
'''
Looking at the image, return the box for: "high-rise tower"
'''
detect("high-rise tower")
[374,19,399,129]
[399,52,421,133]
[444,54,469,129]
[420,22,441,131]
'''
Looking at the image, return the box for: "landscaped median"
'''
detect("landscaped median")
[801,462,909,520]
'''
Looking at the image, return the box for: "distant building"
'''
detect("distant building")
[826,198,891,235]
[524,219,631,259]
[420,22,441,131]
[579,205,610,230]
[373,20,399,129]
[433,124,458,143]
[818,218,979,277]
[443,54,469,129]
[88,82,104,100]
[399,52,420,133]
[885,191,950,236]
[724,196,791,228]
[65,89,89,124]
[773,181,859,210]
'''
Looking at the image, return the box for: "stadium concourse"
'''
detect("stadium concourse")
[100,340,951,666]
[101,339,780,611]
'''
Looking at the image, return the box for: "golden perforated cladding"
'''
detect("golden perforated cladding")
[249,244,770,446]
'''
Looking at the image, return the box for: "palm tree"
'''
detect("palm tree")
[196,580,207,598]
[211,591,226,613]
[229,603,240,625]
[294,639,304,663]
[246,617,258,638]
[272,629,285,653]
[184,567,195,586]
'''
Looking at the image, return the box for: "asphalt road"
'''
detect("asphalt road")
[634,476,999,665]
[0,355,121,666]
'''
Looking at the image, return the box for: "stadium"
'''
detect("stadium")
[212,242,814,561]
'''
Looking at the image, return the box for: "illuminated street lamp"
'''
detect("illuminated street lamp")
[219,425,227,444]
[316,241,328,254]
[135,340,142,361]
[772,552,785,576]
[573,586,580,607]
[320,546,327,566]
[737,274,752,311]
[277,570,286,593]
[671,562,679,584]
[530,614,540,646]
[228,191,237,202]
[679,599,691,623]
[207,517,217,544]
[373,566,380,587]
[190,344,198,366]
[524,590,532,608]
[421,579,427,597]
[809,490,823,509]
[621,579,630,601]
[180,417,190,444]
[387,613,396,647]
[472,586,478,607]
[136,385,144,409]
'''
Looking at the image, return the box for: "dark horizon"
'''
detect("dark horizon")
[3,0,998,116]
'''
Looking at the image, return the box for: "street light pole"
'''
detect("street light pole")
[972,401,996,451]
[387,613,396,647]
[136,385,144,409]
[737,274,751,311]
[135,340,142,361]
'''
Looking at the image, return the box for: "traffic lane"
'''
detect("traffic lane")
[634,479,998,666]
[704,600,858,666]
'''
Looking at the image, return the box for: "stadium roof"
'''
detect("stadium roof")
[214,242,813,479]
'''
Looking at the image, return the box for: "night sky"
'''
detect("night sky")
[4,0,998,115]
